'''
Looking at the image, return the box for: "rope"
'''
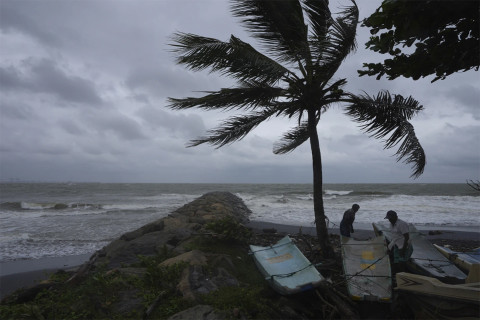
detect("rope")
[413,257,456,263]
[345,254,389,281]
[343,274,391,278]
[312,216,338,229]
[266,263,316,280]
[250,239,322,280]
[334,253,390,287]
[329,220,341,229]
[411,257,458,270]
[341,243,383,246]
[249,240,292,254]
[345,278,390,298]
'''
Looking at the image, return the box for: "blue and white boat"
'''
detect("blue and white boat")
[249,236,324,295]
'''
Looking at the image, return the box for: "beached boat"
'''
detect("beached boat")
[249,235,325,295]
[372,222,467,284]
[434,244,480,274]
[341,235,392,302]
[395,272,480,319]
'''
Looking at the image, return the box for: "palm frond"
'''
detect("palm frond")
[345,91,426,178]
[301,0,331,40]
[278,102,306,119]
[273,122,310,154]
[230,0,309,64]
[330,2,358,57]
[312,1,358,77]
[188,108,277,147]
[170,32,289,84]
[168,83,284,112]
[170,32,231,72]
[229,35,292,84]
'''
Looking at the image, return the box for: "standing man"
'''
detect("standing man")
[385,210,413,273]
[340,204,360,237]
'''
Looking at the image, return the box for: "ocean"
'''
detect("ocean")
[0,183,479,262]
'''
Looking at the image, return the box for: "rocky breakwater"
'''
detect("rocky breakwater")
[87,191,251,270]
[3,192,323,319]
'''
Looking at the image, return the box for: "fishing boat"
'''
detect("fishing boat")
[434,244,480,274]
[372,222,467,284]
[341,235,392,302]
[395,272,480,319]
[249,235,325,295]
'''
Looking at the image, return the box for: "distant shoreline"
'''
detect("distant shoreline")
[1,221,479,300]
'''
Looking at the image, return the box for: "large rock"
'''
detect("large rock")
[175,261,240,301]
[160,250,208,267]
[160,249,240,301]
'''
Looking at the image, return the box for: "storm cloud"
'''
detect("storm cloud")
[0,0,478,183]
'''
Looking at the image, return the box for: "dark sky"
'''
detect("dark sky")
[1,0,479,183]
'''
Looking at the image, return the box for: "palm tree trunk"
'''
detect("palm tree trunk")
[307,109,334,258]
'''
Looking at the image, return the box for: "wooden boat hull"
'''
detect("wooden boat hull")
[249,236,324,295]
[434,244,480,274]
[396,272,480,304]
[395,272,480,319]
[373,222,467,284]
[341,235,392,302]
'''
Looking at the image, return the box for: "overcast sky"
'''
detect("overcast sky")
[1,0,479,184]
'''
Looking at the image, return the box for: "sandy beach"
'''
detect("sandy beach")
[1,222,479,300]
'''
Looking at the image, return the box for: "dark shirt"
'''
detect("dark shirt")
[341,209,356,229]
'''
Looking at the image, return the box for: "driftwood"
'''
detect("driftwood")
[316,282,359,320]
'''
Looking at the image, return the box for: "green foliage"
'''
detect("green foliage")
[205,217,252,244]
[180,235,264,287]
[345,91,425,178]
[0,254,190,320]
[0,266,128,320]
[138,255,186,293]
[136,256,192,319]
[360,0,479,81]
[201,286,278,319]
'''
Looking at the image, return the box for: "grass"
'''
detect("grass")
[0,255,191,320]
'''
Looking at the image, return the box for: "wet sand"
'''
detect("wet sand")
[0,254,90,299]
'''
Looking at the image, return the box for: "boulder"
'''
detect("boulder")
[160,250,208,267]
[164,250,240,301]
[120,220,165,241]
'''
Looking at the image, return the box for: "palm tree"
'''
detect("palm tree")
[168,0,426,257]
